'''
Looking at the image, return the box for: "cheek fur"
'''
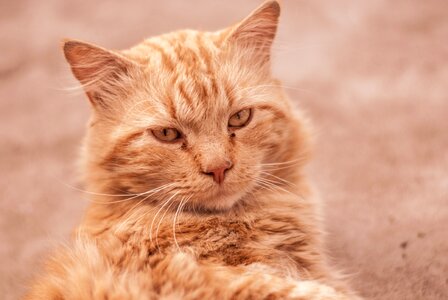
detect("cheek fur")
[99,134,187,193]
[108,134,258,207]
[238,112,290,162]
[90,106,297,211]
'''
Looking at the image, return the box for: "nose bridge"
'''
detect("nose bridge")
[196,136,231,171]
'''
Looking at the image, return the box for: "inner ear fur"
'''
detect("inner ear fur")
[225,1,280,62]
[63,39,137,108]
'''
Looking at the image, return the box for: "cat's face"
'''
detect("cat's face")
[64,1,308,211]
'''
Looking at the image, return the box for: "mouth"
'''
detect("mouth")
[193,179,255,211]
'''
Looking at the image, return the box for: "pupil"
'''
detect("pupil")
[163,129,167,136]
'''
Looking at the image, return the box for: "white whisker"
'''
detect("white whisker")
[114,183,175,233]
[260,171,297,187]
[257,177,304,201]
[149,191,179,248]
[155,192,179,251]
[173,195,192,251]
[260,158,306,166]
[61,181,176,205]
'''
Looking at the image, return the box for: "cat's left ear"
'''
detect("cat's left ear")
[225,0,280,63]
[62,39,138,109]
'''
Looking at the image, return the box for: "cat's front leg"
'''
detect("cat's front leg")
[228,266,358,300]
[288,281,358,300]
[161,252,359,300]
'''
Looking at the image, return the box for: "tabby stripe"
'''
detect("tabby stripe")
[165,91,177,119]
[175,45,200,70]
[178,81,193,107]
[196,34,219,98]
[224,80,235,107]
[145,42,175,72]
[101,131,144,170]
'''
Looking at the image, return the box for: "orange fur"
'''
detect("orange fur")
[26,1,361,299]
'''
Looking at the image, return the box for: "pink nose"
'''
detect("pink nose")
[203,162,233,184]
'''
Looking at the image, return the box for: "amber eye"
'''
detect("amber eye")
[152,128,181,142]
[228,108,252,128]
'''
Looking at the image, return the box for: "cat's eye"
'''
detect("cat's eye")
[151,128,181,142]
[228,108,252,128]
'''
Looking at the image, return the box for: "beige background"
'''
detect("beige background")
[1,0,447,299]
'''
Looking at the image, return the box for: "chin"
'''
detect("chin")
[193,184,253,212]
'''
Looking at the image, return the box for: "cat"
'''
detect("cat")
[25,1,361,299]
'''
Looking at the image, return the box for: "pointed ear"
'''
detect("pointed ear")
[62,39,136,109]
[226,1,280,62]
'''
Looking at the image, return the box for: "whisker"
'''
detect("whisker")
[257,177,305,201]
[114,184,176,233]
[257,177,289,191]
[260,158,307,173]
[260,164,301,172]
[191,201,198,216]
[90,183,175,204]
[260,157,307,166]
[132,202,161,226]
[59,180,148,197]
[172,197,185,252]
[260,171,297,187]
[149,191,179,247]
[155,193,179,251]
[172,195,190,251]
[58,179,175,205]
[254,179,279,195]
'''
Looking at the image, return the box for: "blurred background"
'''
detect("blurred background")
[1,0,447,299]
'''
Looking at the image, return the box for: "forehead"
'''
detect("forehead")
[123,30,280,132]
[127,31,247,126]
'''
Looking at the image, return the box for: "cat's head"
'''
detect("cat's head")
[64,1,310,211]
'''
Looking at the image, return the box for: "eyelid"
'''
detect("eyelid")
[230,106,253,116]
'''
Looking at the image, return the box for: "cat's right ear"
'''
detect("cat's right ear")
[62,39,137,109]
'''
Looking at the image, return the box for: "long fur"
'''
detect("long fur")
[26,1,361,299]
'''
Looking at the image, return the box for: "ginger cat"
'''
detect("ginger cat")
[26,1,361,299]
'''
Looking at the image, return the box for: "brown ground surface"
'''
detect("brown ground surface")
[1,0,447,299]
